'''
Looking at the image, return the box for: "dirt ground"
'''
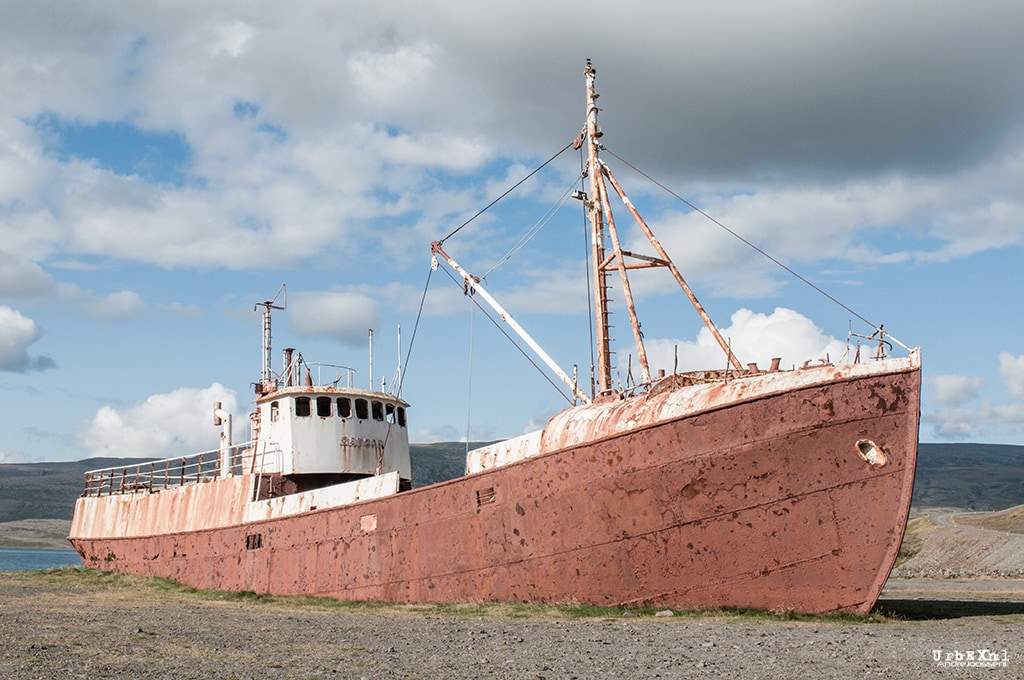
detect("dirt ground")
[3,511,1024,678]
[1,570,1022,680]
[892,509,1024,580]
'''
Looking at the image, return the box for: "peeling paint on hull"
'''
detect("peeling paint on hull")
[69,361,919,615]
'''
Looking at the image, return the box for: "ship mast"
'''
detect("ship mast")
[255,283,287,395]
[584,61,615,394]
[583,60,741,391]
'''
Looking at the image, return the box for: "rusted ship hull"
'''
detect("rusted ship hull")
[70,358,919,614]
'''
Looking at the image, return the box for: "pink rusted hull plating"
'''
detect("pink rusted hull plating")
[70,363,920,615]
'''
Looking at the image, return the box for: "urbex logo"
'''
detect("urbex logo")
[932,649,1008,668]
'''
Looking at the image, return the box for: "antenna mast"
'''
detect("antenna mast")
[256,284,287,394]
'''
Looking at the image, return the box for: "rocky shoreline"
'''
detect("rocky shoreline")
[1,570,1022,679]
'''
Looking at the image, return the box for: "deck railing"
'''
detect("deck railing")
[81,441,271,498]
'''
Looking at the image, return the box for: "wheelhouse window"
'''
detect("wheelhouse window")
[295,396,311,417]
[337,397,351,418]
[384,403,408,427]
[270,401,280,422]
[316,396,332,417]
[354,398,369,420]
[371,400,384,421]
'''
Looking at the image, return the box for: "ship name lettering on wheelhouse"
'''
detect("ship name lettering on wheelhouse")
[339,436,385,450]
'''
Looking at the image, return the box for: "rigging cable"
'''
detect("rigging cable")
[439,141,575,245]
[380,263,438,458]
[407,140,580,434]
[481,182,577,279]
[434,262,576,405]
[602,147,908,349]
[395,264,434,403]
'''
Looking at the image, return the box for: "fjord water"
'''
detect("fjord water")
[0,548,81,571]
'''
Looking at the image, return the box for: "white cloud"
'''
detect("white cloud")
[928,374,985,408]
[642,307,847,375]
[288,290,380,345]
[0,251,55,299]
[999,352,1024,399]
[0,449,26,464]
[0,250,147,320]
[0,306,55,372]
[0,1,1020,282]
[412,422,496,445]
[925,406,985,441]
[60,286,147,321]
[160,301,202,319]
[207,19,256,59]
[376,131,490,171]
[348,44,438,106]
[923,353,1024,441]
[923,400,1024,442]
[79,383,240,459]
[645,162,1024,298]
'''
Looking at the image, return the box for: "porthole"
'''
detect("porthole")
[856,439,887,468]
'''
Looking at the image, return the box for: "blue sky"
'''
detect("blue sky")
[2,1,1023,463]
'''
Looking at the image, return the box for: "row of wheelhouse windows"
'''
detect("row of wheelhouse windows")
[271,396,407,427]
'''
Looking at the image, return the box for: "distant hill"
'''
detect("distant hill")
[0,458,146,523]
[0,442,1021,523]
[408,441,495,487]
[911,443,1024,510]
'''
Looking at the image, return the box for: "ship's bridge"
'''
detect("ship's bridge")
[254,385,412,488]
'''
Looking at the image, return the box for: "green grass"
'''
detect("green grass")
[18,567,897,623]
[894,516,930,567]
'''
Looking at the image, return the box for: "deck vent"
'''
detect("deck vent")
[856,439,888,468]
[476,487,496,507]
[245,533,263,550]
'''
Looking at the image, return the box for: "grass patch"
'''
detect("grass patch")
[17,568,898,623]
[894,515,938,568]
[955,505,1024,534]
[35,565,145,587]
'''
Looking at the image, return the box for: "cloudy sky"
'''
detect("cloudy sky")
[1,1,1023,464]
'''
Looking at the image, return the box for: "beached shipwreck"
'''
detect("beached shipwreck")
[70,62,920,614]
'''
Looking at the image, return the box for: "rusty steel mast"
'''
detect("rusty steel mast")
[582,59,741,397]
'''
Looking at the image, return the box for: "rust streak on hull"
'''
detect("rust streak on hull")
[70,365,919,615]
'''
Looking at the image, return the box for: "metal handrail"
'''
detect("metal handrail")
[305,362,356,388]
[81,441,267,498]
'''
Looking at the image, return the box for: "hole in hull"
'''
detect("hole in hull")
[856,439,887,468]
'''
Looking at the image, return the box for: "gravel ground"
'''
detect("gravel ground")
[1,570,1022,679]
